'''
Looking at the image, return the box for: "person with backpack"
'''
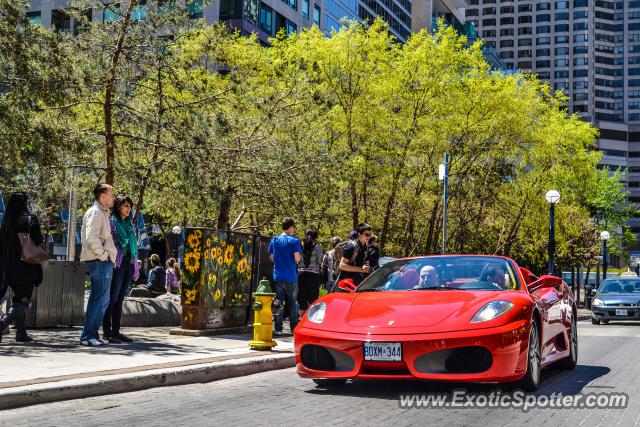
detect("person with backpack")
[321,237,343,293]
[297,229,323,315]
[335,223,372,289]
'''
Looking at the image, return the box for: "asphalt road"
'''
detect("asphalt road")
[3,320,640,427]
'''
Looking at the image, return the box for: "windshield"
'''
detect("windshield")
[598,279,640,293]
[356,256,521,292]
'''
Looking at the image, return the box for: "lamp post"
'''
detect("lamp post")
[545,190,561,275]
[600,230,610,280]
[439,153,449,255]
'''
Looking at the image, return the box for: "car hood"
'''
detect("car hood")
[346,290,505,328]
[595,293,640,305]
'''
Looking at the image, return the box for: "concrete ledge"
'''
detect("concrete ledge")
[169,326,252,336]
[0,352,295,411]
[120,297,181,327]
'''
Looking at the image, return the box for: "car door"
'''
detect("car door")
[529,281,564,360]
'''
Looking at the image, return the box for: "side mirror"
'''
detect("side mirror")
[336,278,357,293]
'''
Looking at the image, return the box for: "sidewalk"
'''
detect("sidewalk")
[0,327,294,410]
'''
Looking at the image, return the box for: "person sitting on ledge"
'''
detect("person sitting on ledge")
[129,254,166,298]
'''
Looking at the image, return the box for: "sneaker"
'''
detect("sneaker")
[80,338,104,347]
[273,331,283,337]
[117,333,133,343]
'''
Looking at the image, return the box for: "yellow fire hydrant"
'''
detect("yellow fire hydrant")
[249,278,277,350]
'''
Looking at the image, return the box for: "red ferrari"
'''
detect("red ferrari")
[294,255,577,391]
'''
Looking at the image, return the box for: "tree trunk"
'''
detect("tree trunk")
[217,185,235,230]
[103,1,136,185]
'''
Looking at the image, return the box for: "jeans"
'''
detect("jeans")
[81,260,113,341]
[103,261,133,338]
[274,281,299,333]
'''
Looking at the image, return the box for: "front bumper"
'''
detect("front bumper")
[592,306,640,321]
[294,320,530,383]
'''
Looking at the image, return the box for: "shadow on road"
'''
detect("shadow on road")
[305,364,610,400]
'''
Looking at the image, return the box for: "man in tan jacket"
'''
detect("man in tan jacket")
[80,184,117,347]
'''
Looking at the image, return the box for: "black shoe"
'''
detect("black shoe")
[117,333,133,343]
[107,335,122,344]
[15,333,34,342]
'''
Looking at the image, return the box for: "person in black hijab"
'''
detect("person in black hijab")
[0,192,44,342]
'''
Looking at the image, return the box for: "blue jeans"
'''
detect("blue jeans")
[274,281,299,333]
[103,260,133,337]
[81,260,113,341]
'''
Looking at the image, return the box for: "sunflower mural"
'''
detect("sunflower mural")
[181,228,253,310]
[181,228,206,307]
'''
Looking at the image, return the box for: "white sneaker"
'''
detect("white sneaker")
[80,338,104,347]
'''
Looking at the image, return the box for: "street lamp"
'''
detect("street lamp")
[600,230,610,279]
[169,225,183,259]
[545,190,561,275]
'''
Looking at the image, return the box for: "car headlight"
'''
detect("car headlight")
[471,300,514,323]
[592,298,604,307]
[306,302,326,324]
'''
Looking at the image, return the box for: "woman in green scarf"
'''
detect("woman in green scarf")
[103,195,138,344]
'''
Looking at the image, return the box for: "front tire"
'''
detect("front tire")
[313,379,347,388]
[591,318,600,325]
[517,319,541,392]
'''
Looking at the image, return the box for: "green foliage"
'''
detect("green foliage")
[0,9,634,272]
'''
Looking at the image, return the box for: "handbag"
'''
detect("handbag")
[18,215,48,264]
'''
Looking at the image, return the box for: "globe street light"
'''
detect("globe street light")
[600,230,610,279]
[545,190,561,275]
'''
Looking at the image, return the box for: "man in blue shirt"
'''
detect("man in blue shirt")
[269,217,302,335]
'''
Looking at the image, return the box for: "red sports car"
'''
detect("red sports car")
[294,255,577,391]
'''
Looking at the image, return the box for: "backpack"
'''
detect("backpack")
[334,240,361,278]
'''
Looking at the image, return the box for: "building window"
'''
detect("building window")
[574,57,588,66]
[26,11,42,25]
[500,40,514,48]
[284,0,297,11]
[518,4,532,12]
[537,2,551,10]
[574,34,588,42]
[574,22,587,31]
[537,14,550,22]
[483,30,496,38]
[188,0,204,19]
[574,69,588,77]
[219,0,242,20]
[555,12,569,20]
[500,17,513,25]
[518,16,532,24]
[286,19,296,35]
[302,0,309,18]
[555,24,569,32]
[536,60,550,68]
[555,35,569,43]
[103,4,122,23]
[555,58,568,66]
[518,39,532,46]
[518,27,532,35]
[500,28,514,36]
[313,4,320,26]
[537,48,551,56]
[536,37,550,45]
[574,81,588,89]
[555,1,569,9]
[260,3,273,34]
[537,25,550,33]
[555,47,569,55]
[574,93,588,101]
[555,71,569,78]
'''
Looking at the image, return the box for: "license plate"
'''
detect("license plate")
[363,342,402,362]
[616,309,628,316]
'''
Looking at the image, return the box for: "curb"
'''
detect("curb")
[0,352,295,411]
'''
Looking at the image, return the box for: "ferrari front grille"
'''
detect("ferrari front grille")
[301,345,355,371]
[414,346,493,374]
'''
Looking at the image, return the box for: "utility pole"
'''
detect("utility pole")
[440,153,449,255]
[66,167,78,261]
